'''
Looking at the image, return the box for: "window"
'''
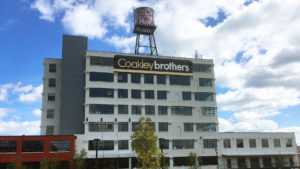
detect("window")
[131,73,141,83]
[158,122,168,132]
[132,122,140,131]
[118,140,129,150]
[131,105,142,115]
[148,122,155,130]
[89,122,114,132]
[46,126,54,135]
[118,105,128,114]
[90,56,113,66]
[286,138,292,147]
[199,78,212,87]
[184,123,193,132]
[201,107,215,116]
[46,109,54,119]
[22,140,44,152]
[171,106,192,116]
[159,139,169,149]
[90,88,114,98]
[145,90,154,99]
[48,93,55,101]
[144,74,154,84]
[118,122,128,132]
[118,89,128,98]
[263,157,272,168]
[236,139,244,148]
[201,157,218,166]
[158,106,168,115]
[223,139,231,148]
[250,157,260,168]
[157,75,166,84]
[50,140,71,152]
[48,78,56,87]
[193,64,211,72]
[49,63,56,72]
[203,139,217,148]
[0,141,17,153]
[118,73,128,83]
[145,105,155,115]
[88,140,114,150]
[196,123,216,132]
[172,140,194,149]
[89,104,114,114]
[170,75,190,86]
[131,89,141,99]
[249,139,256,148]
[195,92,213,101]
[237,158,246,169]
[274,139,281,148]
[90,72,114,82]
[173,157,189,166]
[157,90,167,100]
[262,139,269,148]
[182,92,191,100]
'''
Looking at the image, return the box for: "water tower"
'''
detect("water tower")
[133,7,158,56]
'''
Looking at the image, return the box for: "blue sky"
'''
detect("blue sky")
[1,0,300,144]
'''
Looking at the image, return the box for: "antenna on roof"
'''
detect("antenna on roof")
[195,50,199,59]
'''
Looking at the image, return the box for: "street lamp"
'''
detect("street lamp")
[159,138,165,169]
[93,139,101,169]
[215,148,219,169]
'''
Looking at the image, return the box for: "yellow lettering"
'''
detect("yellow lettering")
[118,58,126,68]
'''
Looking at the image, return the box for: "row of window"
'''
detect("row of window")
[88,122,217,132]
[90,56,212,73]
[223,138,293,149]
[0,140,70,153]
[89,72,213,87]
[89,88,214,101]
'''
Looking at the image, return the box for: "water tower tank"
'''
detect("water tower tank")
[134,7,156,35]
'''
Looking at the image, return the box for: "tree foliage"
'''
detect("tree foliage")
[131,117,162,169]
[69,149,87,169]
[188,152,199,169]
[7,155,25,169]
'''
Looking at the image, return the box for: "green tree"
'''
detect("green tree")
[131,117,162,169]
[7,155,25,169]
[188,152,199,169]
[69,149,87,169]
[40,157,49,169]
[49,154,59,169]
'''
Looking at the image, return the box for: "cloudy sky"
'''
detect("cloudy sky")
[1,0,300,144]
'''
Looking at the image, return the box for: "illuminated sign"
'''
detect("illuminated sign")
[114,55,193,76]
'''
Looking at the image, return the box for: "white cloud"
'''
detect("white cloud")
[106,35,136,53]
[18,84,43,103]
[0,83,14,101]
[33,109,41,116]
[31,0,55,21]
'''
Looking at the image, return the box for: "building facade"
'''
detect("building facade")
[40,35,299,169]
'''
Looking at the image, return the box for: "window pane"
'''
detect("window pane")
[170,75,190,86]
[131,105,142,115]
[172,140,194,149]
[196,123,216,132]
[171,106,192,116]
[46,126,54,135]
[274,139,281,148]
[88,140,114,150]
[159,139,169,149]
[90,88,114,98]
[49,63,56,72]
[48,78,56,87]
[184,123,193,132]
[195,92,213,101]
[131,89,141,99]
[0,141,17,153]
[145,105,155,115]
[118,89,128,98]
[157,91,167,100]
[199,78,212,87]
[262,139,269,148]
[118,105,128,114]
[145,90,155,99]
[48,93,55,101]
[22,140,44,152]
[286,139,292,147]
[118,122,128,132]
[158,106,168,115]
[158,122,168,132]
[118,140,129,150]
[90,72,114,82]
[203,139,217,148]
[46,109,54,119]
[89,104,114,114]
[236,139,244,148]
[144,74,154,84]
[193,64,211,72]
[118,73,128,83]
[182,92,191,100]
[201,107,215,116]
[89,122,114,132]
[249,139,256,148]
[157,75,166,84]
[223,139,231,148]
[90,56,113,66]
[50,141,71,152]
[131,73,141,83]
